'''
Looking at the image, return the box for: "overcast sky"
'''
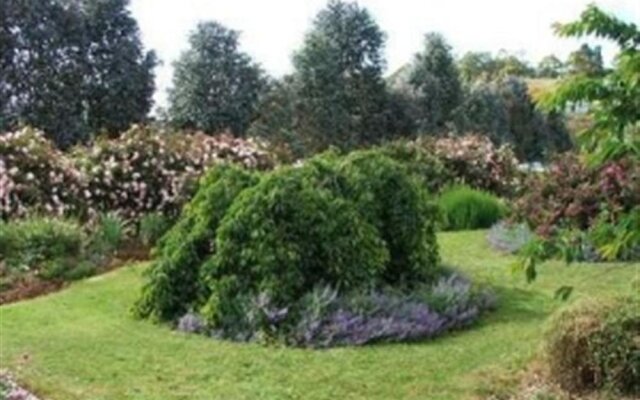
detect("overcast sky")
[129,0,639,109]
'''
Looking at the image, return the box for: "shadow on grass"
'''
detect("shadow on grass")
[484,285,552,325]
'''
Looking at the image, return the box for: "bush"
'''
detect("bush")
[0,127,83,219]
[431,135,522,197]
[336,150,441,285]
[179,272,496,347]
[0,217,85,270]
[74,125,274,221]
[138,213,173,247]
[438,186,506,230]
[136,149,443,338]
[545,296,640,394]
[134,165,261,321]
[514,154,639,235]
[202,166,390,326]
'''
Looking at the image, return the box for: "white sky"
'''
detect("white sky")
[129,0,640,109]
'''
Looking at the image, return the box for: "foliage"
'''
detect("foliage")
[452,81,511,142]
[438,186,506,231]
[203,272,495,347]
[203,165,390,326]
[408,32,462,132]
[136,149,441,335]
[0,127,83,219]
[167,21,266,135]
[486,221,534,254]
[566,43,604,77]
[0,217,85,272]
[542,4,640,164]
[138,212,173,247]
[134,165,260,321]
[73,125,273,221]
[457,51,534,84]
[377,140,453,193]
[544,296,640,394]
[514,154,640,235]
[537,54,565,78]
[431,135,522,197]
[292,0,396,151]
[0,0,156,147]
[89,212,128,256]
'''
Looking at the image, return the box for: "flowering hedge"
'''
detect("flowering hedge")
[1,126,275,220]
[0,128,83,219]
[430,135,522,197]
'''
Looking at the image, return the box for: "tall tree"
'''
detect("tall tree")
[457,51,497,83]
[409,32,462,133]
[79,0,158,136]
[566,43,604,76]
[0,0,156,147]
[292,0,392,150]
[537,54,565,78]
[167,21,265,135]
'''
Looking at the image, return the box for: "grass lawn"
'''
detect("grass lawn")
[1,231,638,400]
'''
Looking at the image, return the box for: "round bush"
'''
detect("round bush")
[202,166,389,325]
[438,186,506,230]
[545,297,640,394]
[134,164,260,321]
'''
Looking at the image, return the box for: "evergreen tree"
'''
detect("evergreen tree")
[537,54,565,78]
[292,0,392,150]
[167,21,266,135]
[566,43,604,76]
[408,32,462,133]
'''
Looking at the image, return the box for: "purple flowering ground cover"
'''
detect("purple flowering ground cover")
[0,231,637,400]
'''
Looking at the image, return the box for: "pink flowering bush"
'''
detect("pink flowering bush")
[1,125,275,221]
[430,135,522,197]
[0,127,83,219]
[73,125,275,220]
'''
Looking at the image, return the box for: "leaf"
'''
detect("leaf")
[554,285,574,301]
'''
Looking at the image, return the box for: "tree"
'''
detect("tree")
[452,82,510,143]
[292,0,392,151]
[543,5,639,164]
[537,54,565,78]
[0,0,157,147]
[167,22,265,135]
[495,51,534,78]
[566,43,604,76]
[408,32,462,132]
[458,52,497,83]
[78,0,158,136]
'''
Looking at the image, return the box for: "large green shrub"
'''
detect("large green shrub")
[545,296,640,394]
[438,186,506,231]
[337,150,440,284]
[202,166,389,325]
[136,149,442,330]
[134,165,260,320]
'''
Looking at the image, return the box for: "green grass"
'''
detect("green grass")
[1,231,638,400]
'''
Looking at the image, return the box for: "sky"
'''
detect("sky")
[129,0,640,109]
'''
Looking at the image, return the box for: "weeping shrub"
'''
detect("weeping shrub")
[438,186,506,230]
[201,166,390,326]
[133,165,260,321]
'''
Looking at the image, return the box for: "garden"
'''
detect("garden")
[1,2,639,400]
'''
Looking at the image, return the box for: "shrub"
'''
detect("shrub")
[486,221,535,254]
[138,212,173,247]
[438,186,506,230]
[0,127,83,219]
[134,165,261,321]
[514,154,640,236]
[336,150,441,285]
[0,217,85,270]
[74,125,274,221]
[196,272,495,347]
[431,135,522,197]
[545,296,640,394]
[202,166,390,326]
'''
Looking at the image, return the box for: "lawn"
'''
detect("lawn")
[1,231,637,400]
